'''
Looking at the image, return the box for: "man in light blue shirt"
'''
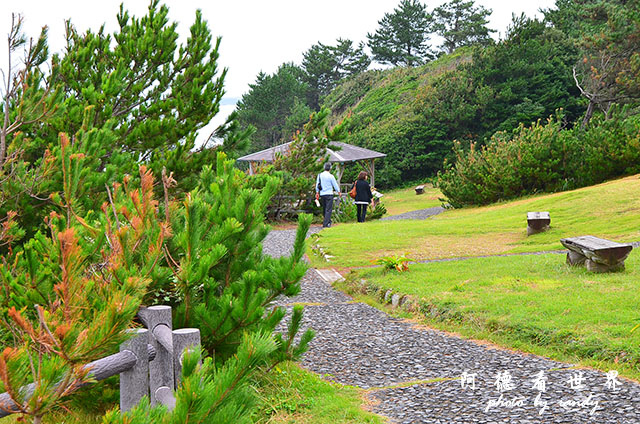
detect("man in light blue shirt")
[315,162,340,228]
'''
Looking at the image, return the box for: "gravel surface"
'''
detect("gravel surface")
[265,229,640,423]
[370,368,640,423]
[272,269,351,306]
[381,206,446,221]
[262,226,321,259]
[295,302,569,389]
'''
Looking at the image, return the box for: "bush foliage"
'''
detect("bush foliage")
[0,3,314,422]
[437,110,640,207]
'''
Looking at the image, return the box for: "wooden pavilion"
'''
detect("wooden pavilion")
[237,141,386,189]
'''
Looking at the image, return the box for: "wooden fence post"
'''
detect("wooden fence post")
[119,328,149,412]
[138,305,175,407]
[172,328,201,387]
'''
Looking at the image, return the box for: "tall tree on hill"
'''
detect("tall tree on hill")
[433,0,495,54]
[367,0,435,66]
[547,0,640,126]
[468,15,582,138]
[236,63,311,151]
[302,38,370,110]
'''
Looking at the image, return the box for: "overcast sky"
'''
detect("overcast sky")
[1,0,557,142]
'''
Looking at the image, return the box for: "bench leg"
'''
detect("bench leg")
[585,259,625,273]
[566,251,586,266]
[527,224,550,236]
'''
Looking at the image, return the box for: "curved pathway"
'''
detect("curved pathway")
[268,229,640,424]
[381,206,446,221]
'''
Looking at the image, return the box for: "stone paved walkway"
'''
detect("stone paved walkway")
[381,206,446,221]
[268,229,640,424]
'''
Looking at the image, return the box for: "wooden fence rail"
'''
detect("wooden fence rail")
[0,305,200,417]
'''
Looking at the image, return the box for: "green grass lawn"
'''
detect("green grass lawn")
[379,183,442,216]
[252,361,384,423]
[311,174,640,268]
[314,174,640,379]
[348,251,640,378]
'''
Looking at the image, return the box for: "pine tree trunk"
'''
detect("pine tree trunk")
[0,87,9,166]
[581,100,595,129]
[0,130,6,167]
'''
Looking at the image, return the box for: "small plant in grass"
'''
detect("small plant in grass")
[373,254,414,272]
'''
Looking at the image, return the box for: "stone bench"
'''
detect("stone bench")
[415,185,425,195]
[560,235,633,272]
[527,211,550,235]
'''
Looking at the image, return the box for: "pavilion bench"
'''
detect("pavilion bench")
[415,185,425,195]
[560,235,633,272]
[527,211,550,235]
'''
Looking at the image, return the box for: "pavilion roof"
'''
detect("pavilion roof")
[236,141,386,163]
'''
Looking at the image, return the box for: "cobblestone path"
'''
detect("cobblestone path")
[268,229,640,424]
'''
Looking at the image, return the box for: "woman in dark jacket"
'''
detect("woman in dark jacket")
[353,171,373,223]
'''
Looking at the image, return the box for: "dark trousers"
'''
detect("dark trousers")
[357,203,367,222]
[320,195,334,227]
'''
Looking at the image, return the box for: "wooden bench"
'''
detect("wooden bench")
[527,211,550,235]
[560,235,633,272]
[415,185,425,195]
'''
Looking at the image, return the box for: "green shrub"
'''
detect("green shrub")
[369,202,387,220]
[437,111,640,207]
[332,199,386,223]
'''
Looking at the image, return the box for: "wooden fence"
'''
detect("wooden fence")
[0,305,200,417]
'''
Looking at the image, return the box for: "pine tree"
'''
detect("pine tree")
[54,0,225,162]
[563,1,640,126]
[0,136,165,423]
[2,1,244,247]
[367,0,435,66]
[270,108,347,215]
[0,13,57,168]
[302,38,370,109]
[236,63,310,151]
[433,0,495,54]
[151,152,314,365]
[1,143,315,422]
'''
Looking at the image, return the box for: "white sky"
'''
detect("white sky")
[1,0,557,143]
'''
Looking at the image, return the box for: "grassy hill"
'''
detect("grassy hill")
[323,50,472,187]
[312,174,640,268]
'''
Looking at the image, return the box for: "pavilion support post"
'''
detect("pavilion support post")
[248,162,254,175]
[335,163,344,187]
[369,159,376,188]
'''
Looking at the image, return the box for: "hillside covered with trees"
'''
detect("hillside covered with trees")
[237,0,640,204]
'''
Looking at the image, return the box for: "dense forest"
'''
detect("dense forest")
[237,0,640,204]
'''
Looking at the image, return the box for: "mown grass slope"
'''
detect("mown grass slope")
[311,174,640,268]
[380,183,441,216]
